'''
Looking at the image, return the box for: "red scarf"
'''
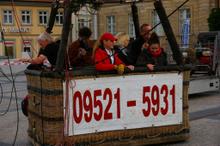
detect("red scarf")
[147,47,162,58]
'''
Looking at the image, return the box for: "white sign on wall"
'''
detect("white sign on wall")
[64,73,183,136]
[2,27,30,33]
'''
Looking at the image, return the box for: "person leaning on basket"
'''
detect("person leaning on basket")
[114,32,134,71]
[93,32,133,75]
[137,32,168,71]
[19,31,59,69]
[125,23,152,65]
[67,27,94,68]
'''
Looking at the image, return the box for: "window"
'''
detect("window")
[3,10,13,24]
[4,41,15,58]
[74,14,92,40]
[128,14,135,38]
[152,10,164,36]
[78,17,91,29]
[179,8,191,48]
[106,16,116,34]
[179,8,191,33]
[22,40,32,52]
[39,11,48,25]
[22,40,32,57]
[55,11,63,25]
[21,10,31,25]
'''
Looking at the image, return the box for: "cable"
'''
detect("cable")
[10,0,38,55]
[39,71,45,145]
[0,69,12,82]
[60,28,77,146]
[62,66,70,145]
[11,76,20,146]
[0,23,15,116]
[0,83,3,104]
[0,18,19,146]
[151,0,190,31]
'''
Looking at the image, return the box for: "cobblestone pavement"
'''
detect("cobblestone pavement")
[0,73,220,146]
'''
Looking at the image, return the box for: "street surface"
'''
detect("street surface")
[0,72,220,146]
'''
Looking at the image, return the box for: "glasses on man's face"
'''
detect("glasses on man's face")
[144,31,151,36]
[142,32,152,39]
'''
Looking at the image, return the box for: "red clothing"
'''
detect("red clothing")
[147,47,163,58]
[67,39,94,67]
[94,48,124,71]
[199,56,210,64]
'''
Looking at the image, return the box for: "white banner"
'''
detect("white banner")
[64,73,183,136]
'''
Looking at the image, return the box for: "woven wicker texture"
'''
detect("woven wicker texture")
[26,70,190,146]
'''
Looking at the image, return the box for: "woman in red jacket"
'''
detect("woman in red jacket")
[94,32,130,74]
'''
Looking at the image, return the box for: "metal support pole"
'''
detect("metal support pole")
[46,0,59,34]
[131,2,140,38]
[216,0,220,8]
[154,0,183,65]
[55,0,72,71]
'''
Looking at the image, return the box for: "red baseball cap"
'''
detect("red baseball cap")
[100,32,117,42]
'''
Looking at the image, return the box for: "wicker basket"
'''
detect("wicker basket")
[26,68,190,146]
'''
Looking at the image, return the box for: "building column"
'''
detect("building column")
[71,13,79,41]
[93,12,98,40]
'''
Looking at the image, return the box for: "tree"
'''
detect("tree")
[208,8,220,31]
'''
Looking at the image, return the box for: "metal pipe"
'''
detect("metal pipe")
[154,0,183,65]
[131,2,140,37]
[216,0,219,8]
[46,0,60,34]
[55,0,72,71]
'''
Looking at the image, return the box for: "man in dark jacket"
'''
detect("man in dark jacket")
[124,24,152,65]
[20,31,59,68]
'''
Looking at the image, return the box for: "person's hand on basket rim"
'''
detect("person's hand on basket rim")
[18,58,32,63]
[126,65,135,71]
[114,64,125,75]
[147,64,154,71]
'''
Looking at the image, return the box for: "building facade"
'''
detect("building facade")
[1,0,218,58]
[97,0,219,50]
[0,0,62,58]
[71,6,98,41]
